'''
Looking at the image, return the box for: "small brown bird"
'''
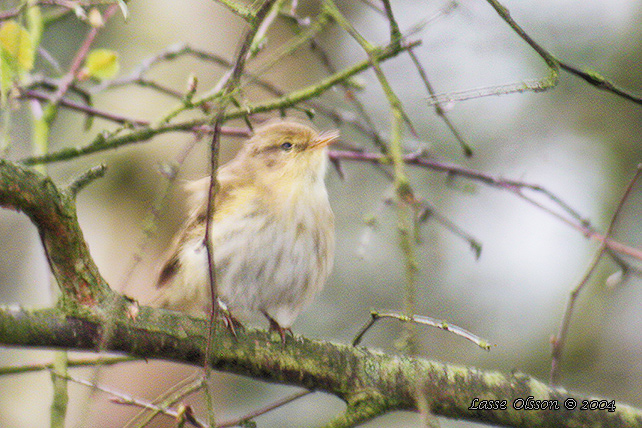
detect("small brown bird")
[156,120,337,340]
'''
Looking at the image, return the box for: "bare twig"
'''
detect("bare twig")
[328,149,642,262]
[21,89,149,126]
[246,10,332,83]
[0,355,134,376]
[558,61,642,105]
[415,199,482,259]
[484,0,557,70]
[323,0,417,137]
[308,35,388,152]
[123,374,207,428]
[200,2,280,425]
[408,48,473,157]
[217,390,312,428]
[324,0,422,353]
[213,0,254,21]
[352,310,492,350]
[49,5,119,107]
[203,0,277,324]
[355,0,385,15]
[52,370,208,427]
[20,39,419,164]
[381,0,402,45]
[426,79,555,105]
[483,0,641,105]
[0,0,85,21]
[550,164,642,384]
[104,40,386,151]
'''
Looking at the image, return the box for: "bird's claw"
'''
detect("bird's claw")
[262,311,292,344]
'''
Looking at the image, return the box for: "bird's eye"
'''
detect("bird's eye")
[280,141,293,152]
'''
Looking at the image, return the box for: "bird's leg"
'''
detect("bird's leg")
[216,298,244,338]
[222,311,245,338]
[261,311,291,344]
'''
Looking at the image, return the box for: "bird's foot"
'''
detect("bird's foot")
[215,299,244,338]
[222,311,245,338]
[262,311,292,344]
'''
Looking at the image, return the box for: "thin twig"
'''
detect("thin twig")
[245,11,332,85]
[328,149,642,262]
[67,163,107,197]
[418,0,560,106]
[329,149,587,225]
[20,39,420,166]
[0,356,134,376]
[49,4,119,107]
[217,390,312,428]
[550,164,642,384]
[21,89,149,126]
[213,0,254,21]
[117,136,205,294]
[308,36,388,152]
[50,352,68,428]
[200,2,279,426]
[426,79,554,105]
[126,385,312,428]
[50,370,207,426]
[123,373,207,428]
[403,1,459,39]
[482,1,641,107]
[203,0,278,328]
[484,0,558,71]
[323,0,417,137]
[353,310,492,350]
[408,47,473,157]
[380,0,402,46]
[104,41,385,149]
[324,0,422,353]
[415,199,482,259]
[355,0,385,15]
[0,0,80,21]
[558,61,642,105]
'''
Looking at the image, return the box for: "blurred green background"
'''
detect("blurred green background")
[0,0,640,427]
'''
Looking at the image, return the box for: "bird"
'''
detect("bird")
[156,120,337,341]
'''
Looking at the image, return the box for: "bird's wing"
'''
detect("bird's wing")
[156,164,248,288]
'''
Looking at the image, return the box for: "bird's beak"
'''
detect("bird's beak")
[311,130,339,149]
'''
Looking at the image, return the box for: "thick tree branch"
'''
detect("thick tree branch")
[0,159,109,306]
[0,304,640,428]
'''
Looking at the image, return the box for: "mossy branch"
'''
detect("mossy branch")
[0,304,641,428]
[0,159,110,306]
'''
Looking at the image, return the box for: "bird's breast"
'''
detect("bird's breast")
[210,184,334,320]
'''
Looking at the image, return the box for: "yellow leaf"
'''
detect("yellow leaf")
[0,21,35,71]
[82,49,119,80]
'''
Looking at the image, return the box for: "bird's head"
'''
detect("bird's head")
[240,120,339,185]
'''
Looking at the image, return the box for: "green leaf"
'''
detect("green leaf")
[0,20,35,72]
[82,49,120,80]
